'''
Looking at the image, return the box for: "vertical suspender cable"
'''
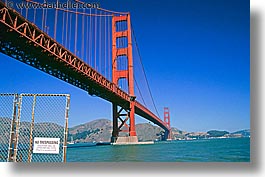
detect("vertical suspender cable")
[44,8,48,33]
[108,16,111,80]
[42,6,44,30]
[62,11,65,46]
[25,1,28,19]
[124,20,126,90]
[120,21,123,90]
[81,8,85,60]
[99,11,101,74]
[119,22,124,91]
[120,21,122,90]
[104,13,107,77]
[89,8,92,65]
[134,78,147,107]
[75,6,78,55]
[94,9,97,69]
[101,13,105,76]
[131,23,161,118]
[86,10,89,64]
[54,0,58,40]
[66,10,68,49]
[69,13,72,50]
[33,8,36,25]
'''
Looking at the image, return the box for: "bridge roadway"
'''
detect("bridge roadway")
[0,1,170,133]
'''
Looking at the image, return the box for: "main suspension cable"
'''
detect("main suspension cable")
[131,22,161,118]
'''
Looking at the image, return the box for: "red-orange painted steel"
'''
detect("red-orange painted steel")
[0,2,170,141]
[112,14,136,138]
[164,107,172,139]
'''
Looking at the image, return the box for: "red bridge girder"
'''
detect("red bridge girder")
[0,1,170,135]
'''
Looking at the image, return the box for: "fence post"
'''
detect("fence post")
[27,95,36,163]
[12,95,22,162]
[7,94,18,162]
[63,94,70,162]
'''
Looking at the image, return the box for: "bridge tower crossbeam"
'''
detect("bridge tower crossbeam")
[111,14,137,143]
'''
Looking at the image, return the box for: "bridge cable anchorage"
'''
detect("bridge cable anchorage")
[131,22,161,118]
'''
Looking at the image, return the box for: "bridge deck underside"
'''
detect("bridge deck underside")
[0,2,169,133]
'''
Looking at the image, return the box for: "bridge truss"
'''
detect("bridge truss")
[0,0,171,142]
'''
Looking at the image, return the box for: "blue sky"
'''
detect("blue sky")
[0,0,249,132]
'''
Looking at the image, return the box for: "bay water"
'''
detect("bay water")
[66,137,250,162]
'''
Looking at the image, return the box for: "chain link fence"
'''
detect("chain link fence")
[0,94,18,162]
[0,93,70,162]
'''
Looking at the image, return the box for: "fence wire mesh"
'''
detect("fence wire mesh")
[0,93,70,163]
[0,94,17,162]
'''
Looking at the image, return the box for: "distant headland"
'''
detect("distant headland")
[0,117,249,143]
[68,119,250,143]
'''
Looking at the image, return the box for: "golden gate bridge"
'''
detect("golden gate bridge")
[0,0,172,143]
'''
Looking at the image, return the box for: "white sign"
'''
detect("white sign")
[33,137,60,154]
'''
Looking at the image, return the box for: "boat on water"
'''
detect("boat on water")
[96,141,111,146]
[67,142,96,148]
[68,136,75,145]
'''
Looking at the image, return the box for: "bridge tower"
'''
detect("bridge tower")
[164,107,172,140]
[111,14,138,143]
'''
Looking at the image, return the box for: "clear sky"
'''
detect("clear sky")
[0,0,249,132]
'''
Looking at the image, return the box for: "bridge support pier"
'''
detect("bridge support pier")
[129,99,136,136]
[111,103,119,143]
[111,14,138,144]
[111,101,138,144]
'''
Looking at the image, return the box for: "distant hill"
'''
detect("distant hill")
[68,119,250,142]
[0,118,250,143]
[207,130,229,137]
[136,123,163,142]
[231,129,250,137]
[69,119,112,142]
[0,117,65,143]
[0,118,12,144]
[68,119,164,142]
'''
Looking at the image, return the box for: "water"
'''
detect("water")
[66,137,250,162]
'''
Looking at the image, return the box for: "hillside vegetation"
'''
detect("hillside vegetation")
[0,118,250,143]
